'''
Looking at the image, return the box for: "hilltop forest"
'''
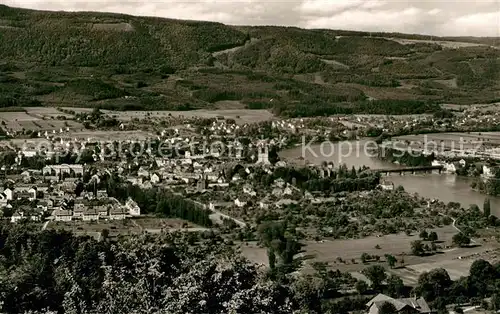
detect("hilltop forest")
[0,5,499,117]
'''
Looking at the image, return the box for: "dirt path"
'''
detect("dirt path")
[41,220,50,231]
[439,213,476,244]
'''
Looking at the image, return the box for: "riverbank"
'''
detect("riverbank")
[280,141,500,218]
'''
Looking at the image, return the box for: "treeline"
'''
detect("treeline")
[252,164,373,189]
[278,99,440,118]
[102,174,212,227]
[378,147,435,167]
[156,194,212,227]
[304,175,380,194]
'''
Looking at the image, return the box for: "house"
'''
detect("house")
[150,173,161,184]
[21,171,31,183]
[16,190,33,200]
[28,187,37,200]
[3,188,13,201]
[458,159,466,167]
[275,161,287,167]
[140,181,153,189]
[483,165,495,179]
[82,208,99,221]
[234,197,248,208]
[109,207,126,220]
[272,188,283,198]
[11,208,40,223]
[0,194,7,208]
[273,178,286,188]
[232,174,242,182]
[197,175,209,191]
[125,198,141,216]
[73,198,87,218]
[441,161,461,174]
[283,186,294,196]
[138,167,150,178]
[95,205,109,217]
[242,184,256,196]
[96,190,108,198]
[379,180,394,191]
[366,294,432,314]
[10,210,24,223]
[54,209,73,222]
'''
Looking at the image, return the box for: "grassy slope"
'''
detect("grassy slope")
[0,5,498,116]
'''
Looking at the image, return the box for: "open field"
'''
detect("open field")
[24,107,74,119]
[241,226,500,285]
[387,37,497,49]
[69,130,156,141]
[99,109,275,125]
[47,219,142,237]
[133,216,208,233]
[46,217,207,237]
[392,247,500,285]
[393,132,500,150]
[0,109,84,132]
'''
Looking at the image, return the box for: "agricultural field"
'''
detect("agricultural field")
[46,217,206,238]
[241,225,500,286]
[108,109,275,124]
[0,108,84,133]
[393,132,500,150]
[68,130,156,141]
[133,216,208,233]
[47,219,142,238]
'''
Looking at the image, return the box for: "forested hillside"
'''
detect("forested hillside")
[0,5,498,116]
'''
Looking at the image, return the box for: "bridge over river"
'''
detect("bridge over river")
[372,165,444,175]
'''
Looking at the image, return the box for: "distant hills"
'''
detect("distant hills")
[0,5,498,116]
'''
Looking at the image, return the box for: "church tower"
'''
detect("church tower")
[256,142,270,165]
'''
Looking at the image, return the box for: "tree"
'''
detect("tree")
[361,252,370,264]
[419,230,429,240]
[492,293,500,311]
[416,268,452,301]
[411,240,425,256]
[452,232,471,247]
[378,301,397,314]
[386,274,404,298]
[431,242,437,252]
[484,198,491,217]
[385,254,397,268]
[355,280,368,295]
[469,259,495,296]
[362,265,386,291]
[428,231,438,242]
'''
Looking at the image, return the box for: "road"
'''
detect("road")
[144,227,210,233]
[439,213,477,244]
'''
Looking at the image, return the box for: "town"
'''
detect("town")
[1,106,500,313]
[0,3,499,313]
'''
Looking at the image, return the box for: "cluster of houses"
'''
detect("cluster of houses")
[52,197,140,222]
[0,161,141,223]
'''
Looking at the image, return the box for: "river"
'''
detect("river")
[280,140,500,217]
